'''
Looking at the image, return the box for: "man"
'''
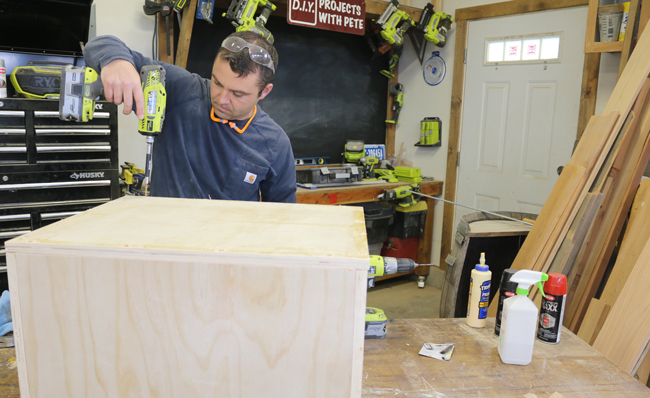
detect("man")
[84,31,297,203]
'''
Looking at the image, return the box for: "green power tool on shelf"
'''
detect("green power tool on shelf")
[374,183,421,207]
[223,0,277,43]
[417,3,455,48]
[375,0,415,79]
[386,82,404,124]
[366,255,433,338]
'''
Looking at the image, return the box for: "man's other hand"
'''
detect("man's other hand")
[101,59,145,119]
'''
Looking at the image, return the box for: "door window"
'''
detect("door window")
[485,33,562,65]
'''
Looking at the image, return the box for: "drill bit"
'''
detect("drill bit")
[143,136,154,196]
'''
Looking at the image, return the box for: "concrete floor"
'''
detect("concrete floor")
[366,273,442,319]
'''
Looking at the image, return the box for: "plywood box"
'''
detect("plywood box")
[5,196,369,398]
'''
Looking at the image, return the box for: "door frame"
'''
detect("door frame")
[440,0,595,271]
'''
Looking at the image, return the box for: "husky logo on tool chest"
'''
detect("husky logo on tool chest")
[70,172,105,179]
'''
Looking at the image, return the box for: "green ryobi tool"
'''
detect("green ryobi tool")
[223,0,277,43]
[374,183,421,207]
[59,65,104,122]
[139,65,167,196]
[10,61,67,99]
[417,3,454,48]
[386,82,403,124]
[418,117,441,146]
[366,255,433,338]
[344,140,365,163]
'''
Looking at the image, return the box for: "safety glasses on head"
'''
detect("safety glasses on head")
[221,37,275,73]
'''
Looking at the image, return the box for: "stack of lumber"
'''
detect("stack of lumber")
[486,23,650,378]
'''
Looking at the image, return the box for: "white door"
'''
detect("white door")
[454,7,588,229]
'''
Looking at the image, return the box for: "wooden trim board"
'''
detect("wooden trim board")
[440,19,468,273]
[455,0,588,21]
[593,236,650,374]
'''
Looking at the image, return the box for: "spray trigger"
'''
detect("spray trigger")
[536,274,549,298]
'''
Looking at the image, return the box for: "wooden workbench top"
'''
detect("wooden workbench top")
[363,318,650,397]
[296,180,443,205]
[2,316,643,397]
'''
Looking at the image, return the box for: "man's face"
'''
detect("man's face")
[210,57,273,121]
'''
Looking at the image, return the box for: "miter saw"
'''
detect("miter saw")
[366,0,415,78]
[223,0,277,43]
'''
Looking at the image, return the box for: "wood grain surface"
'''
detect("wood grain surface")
[363,318,650,397]
[1,318,648,397]
[6,197,370,398]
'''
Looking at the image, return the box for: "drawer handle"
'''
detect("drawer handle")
[0,147,27,153]
[41,211,82,220]
[0,111,25,117]
[0,180,111,190]
[36,145,111,152]
[35,111,110,118]
[0,129,26,135]
[0,230,30,239]
[0,214,31,221]
[36,129,111,135]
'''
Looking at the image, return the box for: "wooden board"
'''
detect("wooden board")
[440,19,468,273]
[577,179,650,345]
[6,197,369,398]
[363,318,650,397]
[577,298,611,345]
[593,236,650,375]
[618,0,642,81]
[567,80,650,331]
[600,178,650,305]
[487,163,586,313]
[455,0,589,21]
[578,53,601,140]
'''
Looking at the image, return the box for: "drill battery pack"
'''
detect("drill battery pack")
[394,166,422,182]
[10,61,67,99]
[365,307,387,339]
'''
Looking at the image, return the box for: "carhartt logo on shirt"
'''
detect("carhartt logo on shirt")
[244,172,257,184]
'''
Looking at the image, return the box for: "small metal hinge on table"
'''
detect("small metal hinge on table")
[455,231,466,246]
[445,254,456,267]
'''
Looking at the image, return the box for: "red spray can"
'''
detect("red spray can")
[537,273,567,344]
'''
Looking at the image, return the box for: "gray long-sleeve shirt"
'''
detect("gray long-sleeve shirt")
[84,36,297,203]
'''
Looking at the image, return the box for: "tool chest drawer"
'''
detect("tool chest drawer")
[0,98,120,290]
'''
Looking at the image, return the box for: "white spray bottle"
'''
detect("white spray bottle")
[498,270,548,365]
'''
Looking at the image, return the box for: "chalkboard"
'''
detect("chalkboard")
[186,14,389,163]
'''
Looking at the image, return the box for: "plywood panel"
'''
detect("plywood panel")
[7,197,369,266]
[6,197,369,398]
[10,253,364,398]
[479,83,509,172]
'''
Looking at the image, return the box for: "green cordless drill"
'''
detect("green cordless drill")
[223,0,277,44]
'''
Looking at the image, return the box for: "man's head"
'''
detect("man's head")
[210,31,278,121]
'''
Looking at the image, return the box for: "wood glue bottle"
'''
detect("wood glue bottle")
[466,253,491,328]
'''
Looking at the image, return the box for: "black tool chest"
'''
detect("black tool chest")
[0,98,119,289]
